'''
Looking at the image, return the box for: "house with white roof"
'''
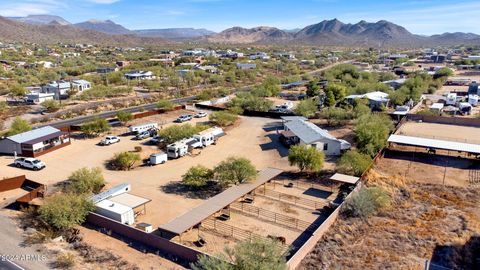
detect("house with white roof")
[41,80,71,99]
[0,126,70,157]
[345,91,390,110]
[71,79,92,92]
[281,118,350,156]
[124,70,154,80]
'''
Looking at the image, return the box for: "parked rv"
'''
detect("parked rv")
[129,123,158,135]
[166,142,188,159]
[147,152,168,165]
[193,127,225,148]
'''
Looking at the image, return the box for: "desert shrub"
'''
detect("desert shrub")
[320,107,353,126]
[209,111,238,127]
[192,237,287,270]
[214,157,257,187]
[134,146,142,152]
[66,167,105,194]
[81,117,110,137]
[157,99,175,110]
[294,99,317,118]
[182,165,214,188]
[41,99,61,113]
[56,252,76,269]
[337,150,372,177]
[342,186,390,219]
[288,144,325,172]
[5,117,31,136]
[110,152,141,170]
[39,194,94,231]
[116,111,134,125]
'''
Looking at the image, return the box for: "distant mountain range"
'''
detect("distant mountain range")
[3,15,480,46]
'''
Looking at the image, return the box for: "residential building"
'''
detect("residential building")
[41,80,71,99]
[124,70,154,80]
[382,78,406,90]
[249,52,270,60]
[345,91,390,109]
[25,92,55,104]
[0,126,70,157]
[71,80,92,92]
[96,67,117,74]
[281,118,350,156]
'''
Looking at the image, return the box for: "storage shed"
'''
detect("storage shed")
[95,199,135,225]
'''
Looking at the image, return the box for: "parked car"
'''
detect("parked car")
[194,111,207,118]
[148,135,165,145]
[99,136,120,145]
[135,131,151,140]
[14,158,46,171]
[175,114,193,123]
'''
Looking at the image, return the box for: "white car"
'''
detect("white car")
[14,158,46,171]
[100,136,120,145]
[194,111,208,118]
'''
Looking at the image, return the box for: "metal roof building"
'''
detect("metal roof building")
[0,126,70,157]
[158,167,283,237]
[388,134,480,154]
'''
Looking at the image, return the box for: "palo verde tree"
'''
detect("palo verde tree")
[66,167,105,194]
[39,193,94,231]
[294,99,317,118]
[182,165,214,188]
[6,117,32,136]
[81,117,110,137]
[110,152,141,171]
[214,157,257,187]
[355,113,394,156]
[116,111,134,126]
[288,144,325,172]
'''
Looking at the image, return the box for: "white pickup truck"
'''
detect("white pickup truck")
[99,136,120,145]
[14,158,46,171]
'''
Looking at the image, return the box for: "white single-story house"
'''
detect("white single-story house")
[382,78,406,90]
[25,92,55,104]
[124,70,154,80]
[71,80,92,92]
[345,91,390,110]
[41,80,71,99]
[282,118,351,156]
[0,126,70,157]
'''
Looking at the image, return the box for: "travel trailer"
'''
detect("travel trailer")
[166,141,188,159]
[128,123,158,134]
[193,127,225,148]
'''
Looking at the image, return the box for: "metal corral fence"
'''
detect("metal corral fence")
[200,217,262,241]
[230,201,314,232]
[254,187,326,209]
[271,179,334,192]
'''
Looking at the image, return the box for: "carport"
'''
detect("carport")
[109,193,152,216]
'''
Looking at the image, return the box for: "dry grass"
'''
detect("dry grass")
[299,169,480,270]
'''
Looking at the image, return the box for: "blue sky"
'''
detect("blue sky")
[0,0,479,34]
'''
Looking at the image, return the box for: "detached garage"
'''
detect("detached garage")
[0,126,70,157]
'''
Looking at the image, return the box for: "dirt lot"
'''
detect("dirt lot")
[396,121,480,144]
[299,170,480,270]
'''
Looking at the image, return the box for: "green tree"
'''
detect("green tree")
[116,111,134,125]
[158,124,207,144]
[157,99,175,111]
[182,165,214,188]
[337,150,372,177]
[325,83,347,101]
[66,167,105,194]
[111,152,141,171]
[434,67,453,79]
[355,113,394,156]
[10,84,27,96]
[39,193,94,231]
[342,186,390,219]
[288,144,325,172]
[41,100,61,113]
[209,111,238,127]
[320,107,353,126]
[214,157,257,187]
[294,99,317,118]
[81,117,110,137]
[324,90,336,107]
[306,81,320,97]
[6,117,31,136]
[193,237,287,270]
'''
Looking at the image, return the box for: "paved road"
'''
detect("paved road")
[0,214,51,270]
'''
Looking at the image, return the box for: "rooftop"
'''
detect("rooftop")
[7,126,61,144]
[284,119,337,144]
[388,134,480,154]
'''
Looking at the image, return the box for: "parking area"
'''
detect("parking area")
[0,110,296,229]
